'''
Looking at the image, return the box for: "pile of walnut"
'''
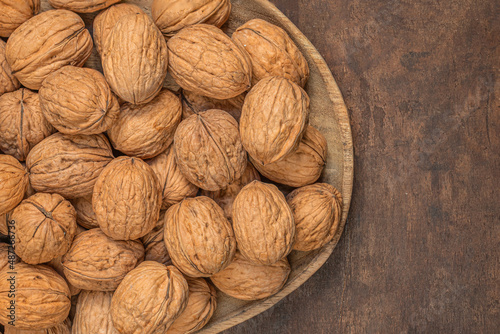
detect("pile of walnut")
[0,0,343,333]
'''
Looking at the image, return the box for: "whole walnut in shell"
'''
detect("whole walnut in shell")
[211,251,290,300]
[111,262,189,334]
[5,10,93,90]
[61,228,144,291]
[108,89,182,159]
[102,13,168,105]
[250,126,327,187]
[70,196,99,230]
[47,256,81,296]
[26,133,114,199]
[167,24,252,99]
[0,40,20,95]
[0,0,39,37]
[164,196,236,277]
[174,109,247,191]
[240,76,310,165]
[39,66,120,135]
[232,181,295,265]
[0,154,29,215]
[181,89,245,122]
[141,213,172,266]
[48,0,120,13]
[73,290,119,334]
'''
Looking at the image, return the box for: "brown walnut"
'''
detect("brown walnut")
[48,0,120,13]
[70,196,99,230]
[0,154,29,215]
[72,290,119,334]
[0,40,20,95]
[0,0,39,37]
[181,89,245,122]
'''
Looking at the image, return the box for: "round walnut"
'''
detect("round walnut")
[211,251,291,301]
[0,263,71,330]
[5,9,93,90]
[47,256,81,296]
[108,89,182,159]
[141,213,172,266]
[61,228,144,291]
[0,0,39,37]
[39,66,120,135]
[102,12,168,105]
[167,24,252,99]
[93,157,161,240]
[4,318,72,334]
[70,196,99,230]
[164,196,236,277]
[0,40,20,95]
[111,262,189,334]
[181,89,245,122]
[0,154,29,215]
[48,0,120,13]
[174,109,247,191]
[232,181,295,265]
[73,290,119,334]
[232,19,309,87]
[26,133,114,199]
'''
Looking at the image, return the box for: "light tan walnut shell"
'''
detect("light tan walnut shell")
[70,196,98,230]
[102,13,168,105]
[181,89,245,122]
[26,133,114,199]
[5,10,93,90]
[48,0,120,13]
[108,89,182,159]
[164,196,236,277]
[251,126,327,187]
[167,24,252,99]
[0,154,29,215]
[72,290,119,334]
[210,251,290,300]
[174,109,247,191]
[141,213,172,266]
[39,66,119,135]
[111,262,189,334]
[47,256,81,296]
[232,19,309,87]
[232,181,295,265]
[0,0,39,37]
[0,40,20,95]
[61,228,144,291]
[5,318,71,334]
[240,76,310,165]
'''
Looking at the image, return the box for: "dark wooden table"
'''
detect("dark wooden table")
[225,1,499,333]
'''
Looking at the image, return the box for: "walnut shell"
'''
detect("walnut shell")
[167,24,252,99]
[0,154,29,215]
[102,13,168,105]
[232,19,309,87]
[232,181,295,265]
[72,290,119,334]
[61,228,144,291]
[5,318,71,334]
[70,196,98,230]
[5,10,93,90]
[47,256,81,297]
[0,263,71,330]
[164,196,236,277]
[39,66,120,135]
[0,40,20,95]
[152,0,231,38]
[174,109,247,191]
[181,89,245,122]
[108,89,182,159]
[0,88,56,161]
[250,126,327,187]
[48,0,120,13]
[26,133,114,199]
[0,0,39,37]
[141,213,172,266]
[111,262,189,334]
[210,251,290,300]
[240,76,310,165]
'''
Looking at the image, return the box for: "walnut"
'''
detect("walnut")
[61,228,144,291]
[47,256,81,296]
[167,24,252,99]
[73,290,119,334]
[0,0,39,37]
[4,318,72,334]
[70,196,99,230]
[141,212,172,266]
[232,181,295,265]
[48,0,120,13]
[5,9,93,90]
[240,76,310,165]
[232,19,309,87]
[111,262,189,334]
[0,89,55,161]
[0,40,20,95]
[210,251,290,300]
[39,66,120,135]
[108,89,182,159]
[174,109,247,191]
[163,196,236,277]
[102,13,168,105]
[0,154,29,215]
[250,125,327,187]
[26,133,114,199]
[181,89,245,122]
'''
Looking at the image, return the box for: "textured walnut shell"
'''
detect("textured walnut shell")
[181,89,245,122]
[210,251,290,300]
[0,40,20,94]
[5,317,71,334]
[164,196,236,277]
[61,228,144,291]
[232,19,309,87]
[232,181,295,265]
[0,263,71,329]
[0,154,29,215]
[174,109,247,191]
[5,10,93,90]
[251,126,327,187]
[152,0,231,38]
[167,24,252,99]
[240,76,310,165]
[39,66,119,135]
[111,262,189,334]
[11,193,77,264]
[102,13,168,105]
[48,0,120,13]
[0,89,55,161]
[141,213,172,266]
[47,256,81,296]
[108,89,182,159]
[26,133,114,199]
[70,196,98,230]
[0,0,39,37]
[72,290,119,334]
